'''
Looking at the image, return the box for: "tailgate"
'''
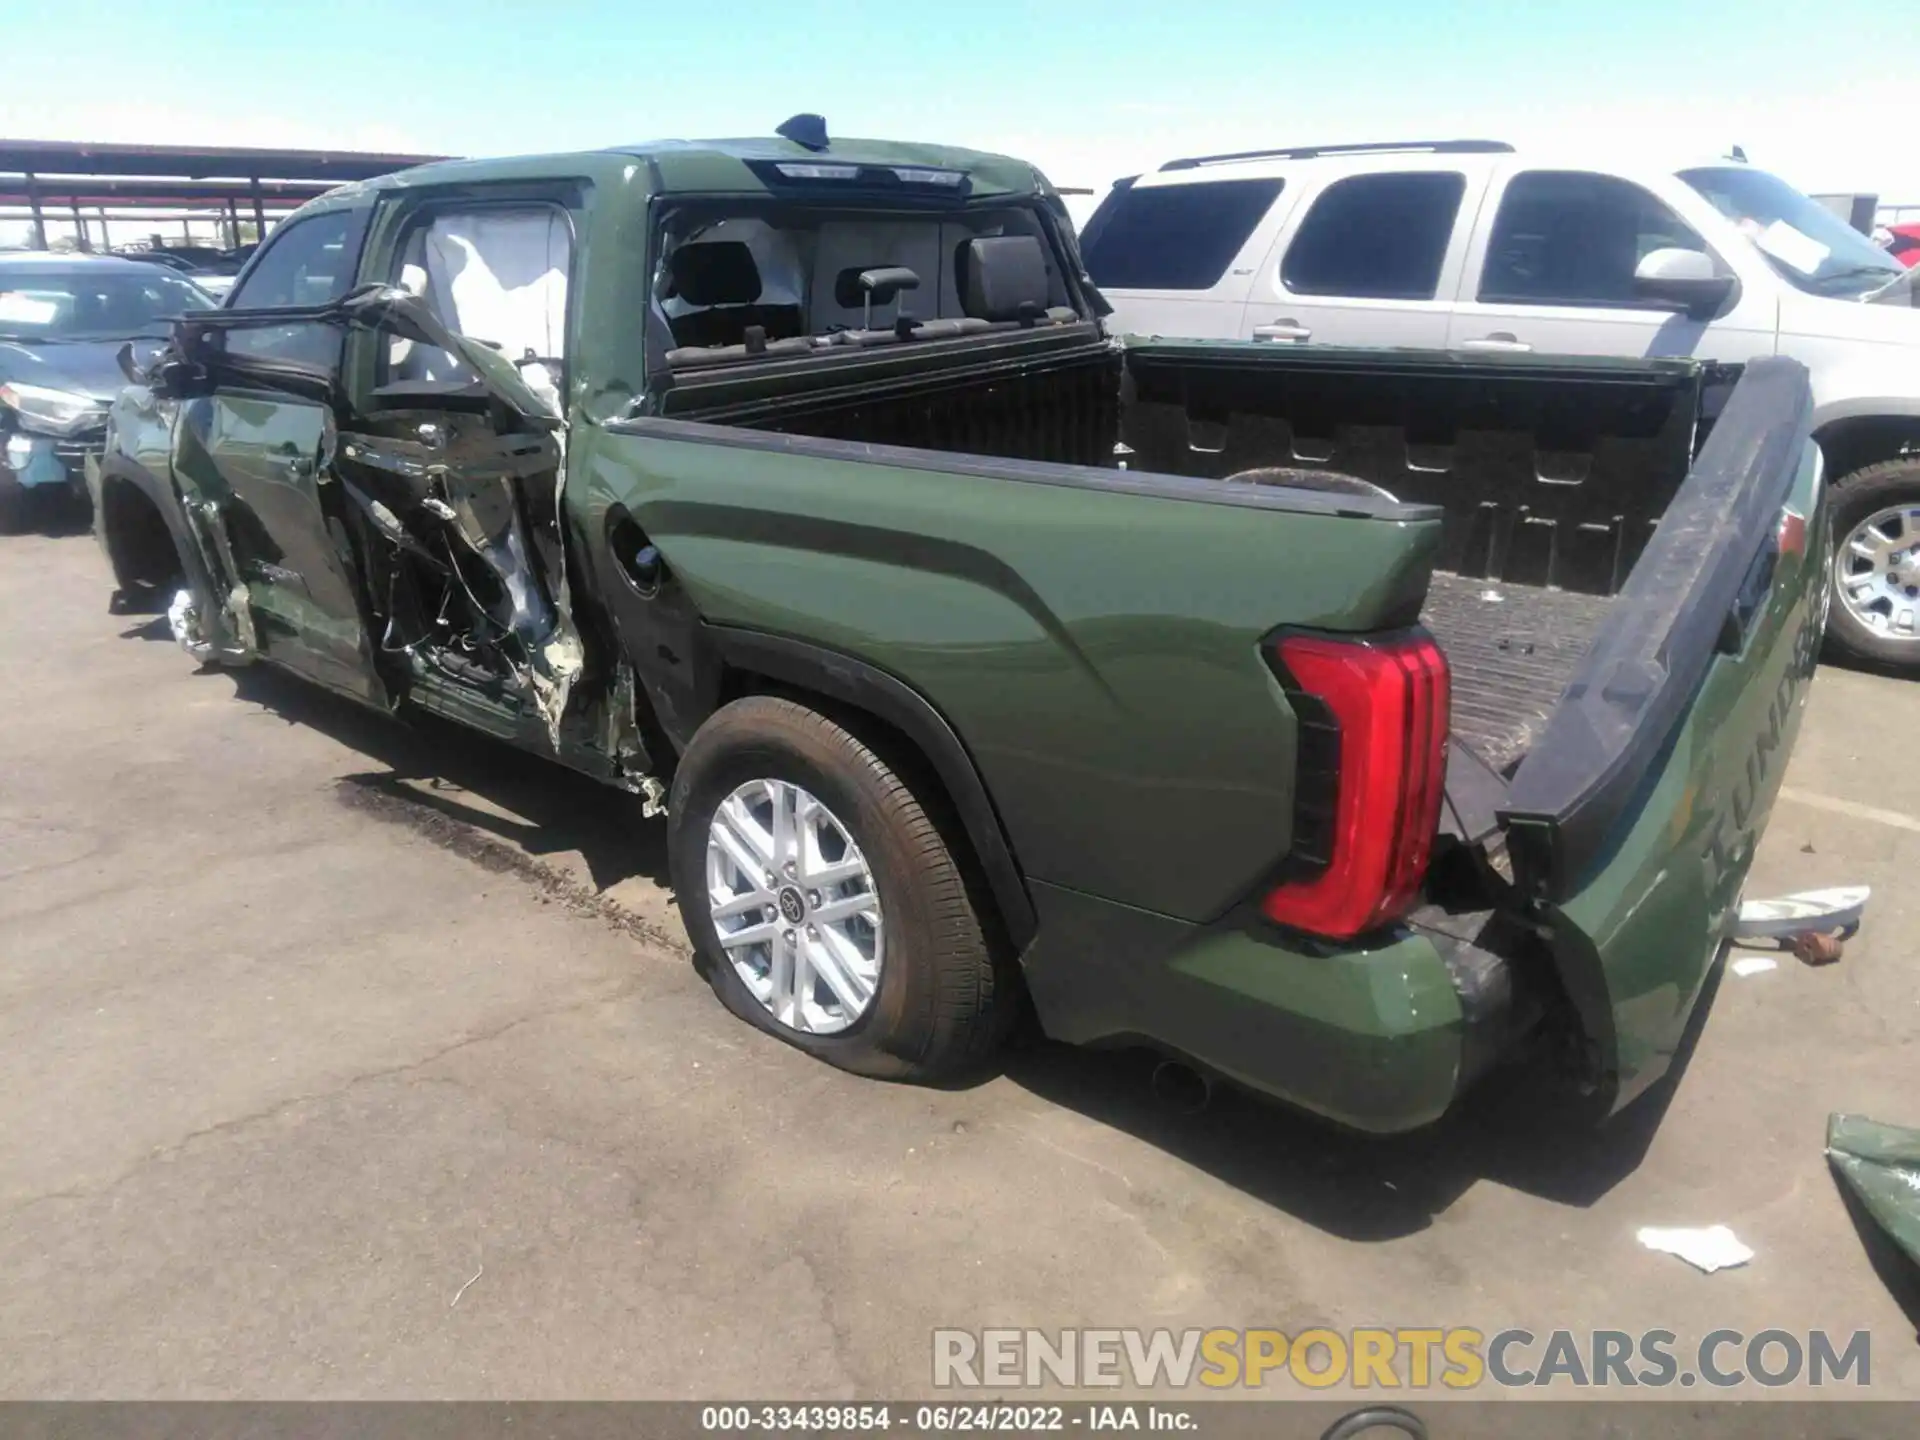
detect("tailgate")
[1497,357,1825,1109]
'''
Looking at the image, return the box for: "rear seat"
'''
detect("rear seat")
[957,235,1055,323]
[663,234,1080,370]
[664,241,803,350]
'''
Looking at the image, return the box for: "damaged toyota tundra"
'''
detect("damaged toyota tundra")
[89,120,1828,1132]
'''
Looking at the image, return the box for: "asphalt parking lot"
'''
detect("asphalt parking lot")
[4,523,1920,1402]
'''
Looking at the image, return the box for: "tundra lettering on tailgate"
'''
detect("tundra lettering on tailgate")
[1700,571,1820,905]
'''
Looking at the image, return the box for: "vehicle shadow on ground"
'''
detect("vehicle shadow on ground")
[30,499,93,539]
[1833,1180,1920,1342]
[998,963,1723,1243]
[154,647,1701,1243]
[117,615,173,642]
[222,664,670,890]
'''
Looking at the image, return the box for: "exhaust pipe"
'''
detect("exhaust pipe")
[1151,1059,1213,1115]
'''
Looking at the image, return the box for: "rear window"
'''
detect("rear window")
[1082,177,1284,291]
[1281,171,1466,300]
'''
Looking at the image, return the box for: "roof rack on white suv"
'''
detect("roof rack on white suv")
[1158,140,1514,172]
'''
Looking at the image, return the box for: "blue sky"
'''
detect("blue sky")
[6,0,1916,225]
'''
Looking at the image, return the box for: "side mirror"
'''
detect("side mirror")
[1633,247,1736,320]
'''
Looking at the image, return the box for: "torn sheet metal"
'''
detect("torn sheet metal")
[344,286,582,747]
[172,495,258,664]
[600,661,665,814]
[340,423,583,749]
[166,587,212,662]
[530,421,583,751]
[166,581,254,665]
[1828,1113,1920,1270]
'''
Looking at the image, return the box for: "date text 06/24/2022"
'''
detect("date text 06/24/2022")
[701,1405,1196,1432]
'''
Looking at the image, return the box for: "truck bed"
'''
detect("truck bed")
[659,338,1718,779]
[1420,572,1615,774]
[1112,344,1720,776]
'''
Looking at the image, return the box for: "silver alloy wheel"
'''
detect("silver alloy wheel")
[704,778,884,1035]
[1836,503,1920,642]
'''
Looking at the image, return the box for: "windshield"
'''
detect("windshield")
[1679,166,1903,298]
[0,267,214,342]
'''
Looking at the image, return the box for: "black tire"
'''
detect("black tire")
[0,469,27,536]
[1824,456,1920,671]
[667,695,1013,1081]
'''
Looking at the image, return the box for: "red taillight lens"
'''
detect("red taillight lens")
[1262,632,1451,940]
[1776,506,1807,560]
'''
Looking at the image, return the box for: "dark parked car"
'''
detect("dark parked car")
[0,252,214,531]
[117,244,252,299]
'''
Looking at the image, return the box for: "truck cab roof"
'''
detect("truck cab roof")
[299,133,1055,217]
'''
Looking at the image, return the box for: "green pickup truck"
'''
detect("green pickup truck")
[90,121,1827,1133]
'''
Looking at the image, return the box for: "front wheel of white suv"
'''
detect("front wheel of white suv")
[1825,457,1920,672]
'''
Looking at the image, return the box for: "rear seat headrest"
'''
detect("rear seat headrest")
[960,235,1051,322]
[667,242,763,307]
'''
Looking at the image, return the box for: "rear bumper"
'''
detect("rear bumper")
[1018,880,1519,1134]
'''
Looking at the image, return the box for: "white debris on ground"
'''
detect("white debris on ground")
[1730,885,1870,943]
[1730,955,1778,978]
[1637,1225,1755,1274]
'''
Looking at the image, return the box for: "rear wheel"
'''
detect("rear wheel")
[667,695,1013,1080]
[1825,457,1920,671]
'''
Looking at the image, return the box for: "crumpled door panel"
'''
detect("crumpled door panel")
[336,417,582,745]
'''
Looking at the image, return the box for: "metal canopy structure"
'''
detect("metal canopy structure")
[0,138,448,250]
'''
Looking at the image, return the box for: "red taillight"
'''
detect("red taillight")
[1776,506,1807,559]
[1262,632,1451,940]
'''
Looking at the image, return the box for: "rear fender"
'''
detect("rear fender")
[708,626,1039,951]
[581,414,1440,922]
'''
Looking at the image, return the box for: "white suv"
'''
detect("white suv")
[1083,140,1920,671]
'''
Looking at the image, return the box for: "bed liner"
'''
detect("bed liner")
[1421,572,1615,774]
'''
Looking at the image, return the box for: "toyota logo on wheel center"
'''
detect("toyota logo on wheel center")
[778,886,807,924]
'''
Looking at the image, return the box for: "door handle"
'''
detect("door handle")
[283,454,316,479]
[1460,332,1533,353]
[1253,320,1313,343]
